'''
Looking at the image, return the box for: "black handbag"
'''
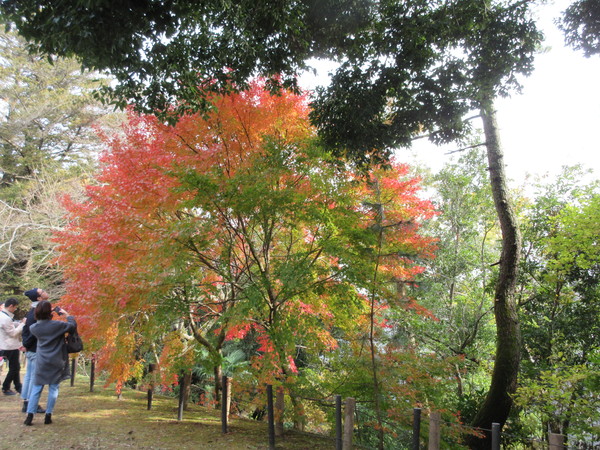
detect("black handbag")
[65,328,84,353]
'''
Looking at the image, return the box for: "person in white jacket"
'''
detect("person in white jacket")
[0,298,25,395]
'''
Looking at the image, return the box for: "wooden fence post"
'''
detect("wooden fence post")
[70,356,76,386]
[549,432,565,449]
[147,363,157,410]
[267,385,276,450]
[335,395,342,450]
[491,423,501,450]
[428,411,441,450]
[90,355,95,392]
[221,375,228,433]
[412,408,421,450]
[343,397,355,450]
[177,373,185,421]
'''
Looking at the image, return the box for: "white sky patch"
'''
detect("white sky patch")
[299,0,600,187]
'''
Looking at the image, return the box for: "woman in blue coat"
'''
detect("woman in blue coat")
[24,300,76,426]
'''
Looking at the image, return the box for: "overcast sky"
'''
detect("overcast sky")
[300,0,600,187]
[492,0,600,183]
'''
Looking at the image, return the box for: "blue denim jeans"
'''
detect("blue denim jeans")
[27,383,59,414]
[21,351,38,401]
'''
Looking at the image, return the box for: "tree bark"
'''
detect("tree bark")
[182,370,192,411]
[469,97,522,448]
[214,365,222,409]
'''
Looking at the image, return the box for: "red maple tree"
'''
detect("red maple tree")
[54,82,437,402]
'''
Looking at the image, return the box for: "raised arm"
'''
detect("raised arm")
[57,308,77,334]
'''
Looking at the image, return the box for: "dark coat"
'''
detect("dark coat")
[30,316,76,385]
[21,305,38,352]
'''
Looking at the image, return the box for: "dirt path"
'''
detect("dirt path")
[0,368,330,449]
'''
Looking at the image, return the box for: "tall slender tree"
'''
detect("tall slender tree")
[311,3,538,443]
[0,29,114,294]
[0,30,107,187]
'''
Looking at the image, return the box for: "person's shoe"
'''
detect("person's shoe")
[22,400,28,412]
[24,413,33,426]
[3,389,16,396]
[44,413,52,424]
[36,405,46,414]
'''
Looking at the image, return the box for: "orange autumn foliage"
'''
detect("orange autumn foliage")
[54,81,437,388]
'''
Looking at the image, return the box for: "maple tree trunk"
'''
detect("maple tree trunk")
[469,97,521,449]
[182,370,192,411]
[214,365,222,409]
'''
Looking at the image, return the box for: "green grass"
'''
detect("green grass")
[0,369,333,449]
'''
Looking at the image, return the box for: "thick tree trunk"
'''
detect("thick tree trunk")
[469,97,522,448]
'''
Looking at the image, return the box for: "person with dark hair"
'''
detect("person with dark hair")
[0,297,25,395]
[21,288,49,413]
[24,300,76,426]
